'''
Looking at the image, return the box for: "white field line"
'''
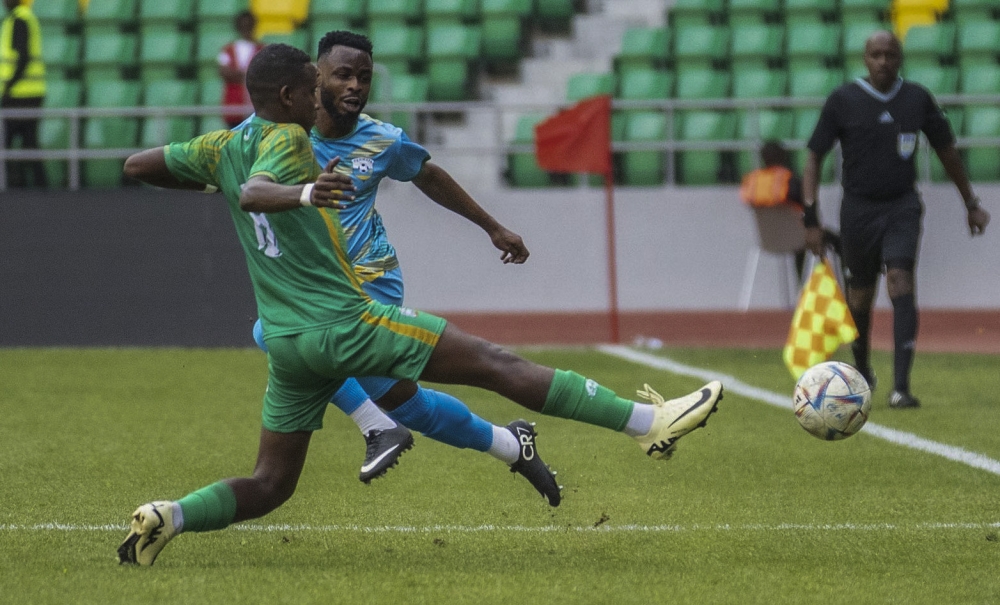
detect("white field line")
[598,345,1000,476]
[2,522,1000,533]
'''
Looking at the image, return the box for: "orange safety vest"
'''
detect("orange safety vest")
[739,166,793,208]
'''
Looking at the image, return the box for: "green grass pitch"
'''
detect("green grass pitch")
[2,346,999,604]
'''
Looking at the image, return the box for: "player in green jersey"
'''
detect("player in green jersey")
[117,44,725,566]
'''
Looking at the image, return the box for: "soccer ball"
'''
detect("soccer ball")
[792,361,872,441]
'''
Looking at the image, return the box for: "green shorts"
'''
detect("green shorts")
[261,301,447,433]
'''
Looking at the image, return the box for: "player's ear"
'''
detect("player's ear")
[277,84,293,108]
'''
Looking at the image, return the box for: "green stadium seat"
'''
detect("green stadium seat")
[614,26,670,75]
[425,23,480,100]
[82,30,138,80]
[34,0,81,25]
[194,24,234,81]
[789,67,844,98]
[260,29,310,51]
[956,21,1000,68]
[481,16,524,63]
[197,78,225,132]
[83,80,142,188]
[786,23,841,70]
[621,111,668,186]
[963,106,1000,181]
[727,0,780,25]
[139,26,195,82]
[141,80,198,147]
[370,72,429,132]
[40,79,83,187]
[507,113,555,187]
[673,24,729,67]
[904,64,958,95]
[736,109,794,174]
[732,67,787,98]
[41,32,82,80]
[668,0,725,26]
[195,0,249,24]
[840,0,888,23]
[930,106,963,181]
[792,107,834,183]
[367,0,423,23]
[950,0,1000,24]
[674,68,729,99]
[483,0,532,17]
[676,110,736,185]
[617,69,672,100]
[139,0,195,24]
[310,0,368,24]
[783,0,839,24]
[83,0,138,26]
[425,0,479,23]
[369,23,424,74]
[536,0,577,30]
[565,72,615,102]
[902,22,956,68]
[729,24,783,70]
[959,63,1000,95]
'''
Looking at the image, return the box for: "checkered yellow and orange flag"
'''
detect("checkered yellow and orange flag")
[782,259,859,380]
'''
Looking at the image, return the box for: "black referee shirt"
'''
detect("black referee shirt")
[807,78,954,201]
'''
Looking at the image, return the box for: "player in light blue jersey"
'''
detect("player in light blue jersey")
[252,31,543,492]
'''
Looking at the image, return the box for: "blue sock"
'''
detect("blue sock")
[330,378,369,415]
[388,387,494,452]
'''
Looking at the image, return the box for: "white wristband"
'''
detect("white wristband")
[299,183,314,206]
[202,184,218,193]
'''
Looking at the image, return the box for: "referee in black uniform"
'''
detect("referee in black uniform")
[802,30,990,409]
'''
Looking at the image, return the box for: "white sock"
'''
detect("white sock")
[169,501,184,533]
[623,403,655,437]
[350,400,397,435]
[487,425,520,464]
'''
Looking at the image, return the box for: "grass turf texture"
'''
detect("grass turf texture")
[2,347,999,604]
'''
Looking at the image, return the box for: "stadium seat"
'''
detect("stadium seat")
[668,0,725,26]
[425,0,480,23]
[729,23,783,70]
[905,64,958,95]
[963,106,1000,181]
[369,23,424,75]
[425,23,481,100]
[788,67,844,99]
[310,0,368,25]
[673,24,729,68]
[34,0,81,26]
[139,0,195,25]
[674,68,730,100]
[930,107,963,181]
[41,32,82,80]
[481,0,533,63]
[792,107,835,183]
[950,0,1000,24]
[841,0,888,23]
[786,23,841,70]
[783,0,839,24]
[676,110,736,185]
[82,29,138,81]
[507,113,555,188]
[139,26,195,82]
[367,0,423,23]
[727,0,781,25]
[197,78,226,133]
[959,63,1000,96]
[732,67,787,99]
[565,72,615,102]
[370,72,429,132]
[83,80,142,188]
[194,24,234,81]
[82,0,139,26]
[621,111,668,186]
[39,79,83,188]
[141,80,198,147]
[536,0,577,30]
[736,109,794,175]
[614,26,670,76]
[617,69,672,101]
[902,22,956,68]
[956,21,1000,68]
[260,28,310,51]
[195,0,249,25]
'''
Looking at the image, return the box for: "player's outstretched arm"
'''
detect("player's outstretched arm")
[124,148,213,191]
[934,144,991,236]
[412,162,530,264]
[240,157,356,213]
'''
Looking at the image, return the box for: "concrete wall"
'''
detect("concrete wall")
[2,182,997,346]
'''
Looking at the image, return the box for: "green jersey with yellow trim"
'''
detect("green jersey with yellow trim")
[164,115,372,338]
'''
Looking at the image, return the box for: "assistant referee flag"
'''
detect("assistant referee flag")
[783,260,859,380]
[534,95,612,176]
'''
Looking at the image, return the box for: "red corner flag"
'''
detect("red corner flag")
[534,95,612,176]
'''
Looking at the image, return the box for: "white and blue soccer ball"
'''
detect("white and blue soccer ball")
[793,361,872,441]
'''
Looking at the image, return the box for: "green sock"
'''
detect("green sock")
[541,369,634,431]
[177,481,237,533]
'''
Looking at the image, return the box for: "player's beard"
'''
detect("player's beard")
[320,87,362,132]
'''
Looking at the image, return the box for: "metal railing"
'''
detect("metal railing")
[2,93,998,190]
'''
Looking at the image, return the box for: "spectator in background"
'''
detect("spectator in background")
[218,10,264,128]
[1,0,47,188]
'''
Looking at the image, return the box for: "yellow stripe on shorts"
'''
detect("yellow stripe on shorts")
[360,310,441,347]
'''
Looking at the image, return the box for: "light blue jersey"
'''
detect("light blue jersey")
[310,114,430,286]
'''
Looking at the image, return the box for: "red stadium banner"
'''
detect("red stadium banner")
[534,95,612,176]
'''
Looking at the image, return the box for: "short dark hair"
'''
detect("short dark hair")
[317,30,374,60]
[246,44,313,107]
[761,140,789,167]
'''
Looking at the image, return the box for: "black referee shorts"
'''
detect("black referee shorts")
[839,191,923,287]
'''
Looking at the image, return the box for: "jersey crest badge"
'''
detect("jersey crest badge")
[898,133,917,159]
[352,157,375,180]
